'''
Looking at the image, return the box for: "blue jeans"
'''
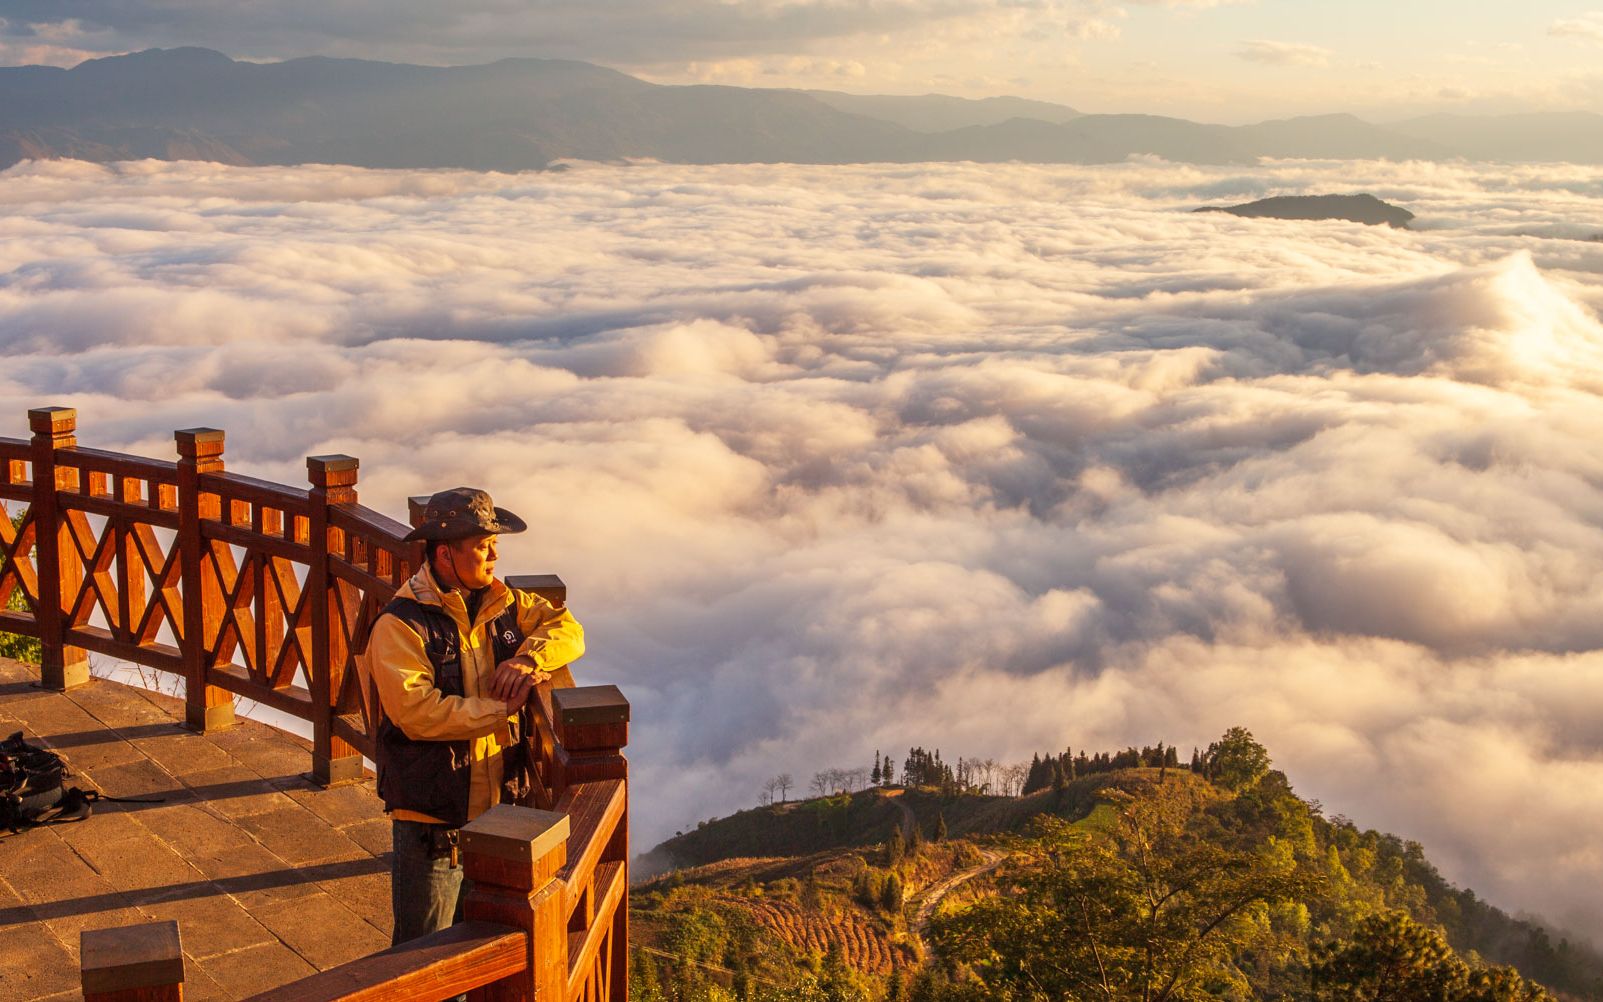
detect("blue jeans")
[390,819,473,947]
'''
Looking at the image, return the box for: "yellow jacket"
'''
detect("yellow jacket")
[359,562,584,825]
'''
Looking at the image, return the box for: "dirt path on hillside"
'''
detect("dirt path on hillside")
[912,849,1005,935]
[892,797,915,839]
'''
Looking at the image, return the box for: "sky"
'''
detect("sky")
[3,156,1602,943]
[4,1,1603,121]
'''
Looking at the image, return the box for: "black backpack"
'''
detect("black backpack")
[0,730,95,832]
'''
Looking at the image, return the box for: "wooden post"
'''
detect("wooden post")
[175,428,234,732]
[504,574,567,611]
[30,406,88,690]
[308,455,362,786]
[550,686,629,1002]
[81,919,185,1002]
[551,686,629,792]
[461,804,571,1002]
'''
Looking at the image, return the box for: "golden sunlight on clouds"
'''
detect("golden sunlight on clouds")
[3,157,1603,940]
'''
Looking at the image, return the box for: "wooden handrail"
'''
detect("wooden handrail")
[242,922,528,1002]
[559,778,627,914]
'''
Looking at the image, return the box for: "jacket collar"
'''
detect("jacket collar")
[402,561,511,632]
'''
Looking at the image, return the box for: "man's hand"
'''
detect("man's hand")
[490,657,551,709]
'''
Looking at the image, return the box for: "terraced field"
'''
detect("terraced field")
[742,899,913,974]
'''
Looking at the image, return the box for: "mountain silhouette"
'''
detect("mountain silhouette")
[1195,193,1416,228]
[1,49,1598,171]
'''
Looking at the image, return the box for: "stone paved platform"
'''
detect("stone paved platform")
[0,657,393,1002]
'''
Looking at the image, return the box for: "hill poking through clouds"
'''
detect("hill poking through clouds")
[4,48,1603,170]
[633,734,1603,1001]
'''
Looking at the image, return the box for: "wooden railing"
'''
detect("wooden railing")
[0,406,628,1002]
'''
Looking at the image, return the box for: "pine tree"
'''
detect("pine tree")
[872,751,882,786]
[882,872,904,912]
[887,826,905,866]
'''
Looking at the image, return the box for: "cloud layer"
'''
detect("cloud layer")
[3,156,1603,942]
[0,0,1128,66]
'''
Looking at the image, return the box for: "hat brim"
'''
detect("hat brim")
[402,506,528,542]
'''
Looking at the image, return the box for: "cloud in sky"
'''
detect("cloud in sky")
[1550,11,1603,43]
[4,157,1603,943]
[1236,39,1333,67]
[0,0,1136,65]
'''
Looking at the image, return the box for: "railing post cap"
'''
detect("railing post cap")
[307,454,359,474]
[307,454,360,489]
[461,804,570,864]
[174,427,225,455]
[505,574,566,607]
[408,495,432,526]
[28,406,76,434]
[553,684,630,726]
[81,919,184,995]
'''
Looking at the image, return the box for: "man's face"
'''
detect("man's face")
[439,533,498,590]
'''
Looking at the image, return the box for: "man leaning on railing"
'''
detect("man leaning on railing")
[357,487,585,947]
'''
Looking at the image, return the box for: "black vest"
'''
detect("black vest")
[375,593,524,828]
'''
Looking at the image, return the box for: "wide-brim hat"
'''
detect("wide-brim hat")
[403,487,528,542]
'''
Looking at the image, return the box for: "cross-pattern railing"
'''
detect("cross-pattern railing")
[0,406,628,1002]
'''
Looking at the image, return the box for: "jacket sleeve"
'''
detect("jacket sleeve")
[513,592,585,671]
[362,614,512,741]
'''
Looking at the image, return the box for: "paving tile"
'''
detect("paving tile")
[37,729,146,774]
[178,765,299,820]
[282,780,384,830]
[2,828,139,932]
[0,680,54,706]
[1,697,104,746]
[0,924,79,1002]
[233,805,365,867]
[175,956,231,1002]
[251,891,391,970]
[0,873,40,929]
[131,803,255,860]
[71,757,187,810]
[64,676,175,730]
[56,899,162,954]
[204,724,316,780]
[195,941,317,999]
[182,838,321,911]
[61,815,209,903]
[127,728,237,777]
[138,891,276,961]
[315,869,393,937]
[341,817,392,858]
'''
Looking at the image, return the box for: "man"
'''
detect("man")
[360,487,584,946]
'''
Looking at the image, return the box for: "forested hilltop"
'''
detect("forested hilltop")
[631,730,1603,1002]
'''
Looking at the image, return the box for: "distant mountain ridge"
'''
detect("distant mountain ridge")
[3,48,1603,171]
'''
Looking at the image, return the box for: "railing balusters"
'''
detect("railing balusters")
[308,454,363,786]
[116,473,144,644]
[10,407,630,1000]
[176,427,235,732]
[30,406,87,690]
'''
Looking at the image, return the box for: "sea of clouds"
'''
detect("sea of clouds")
[2,156,1602,940]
